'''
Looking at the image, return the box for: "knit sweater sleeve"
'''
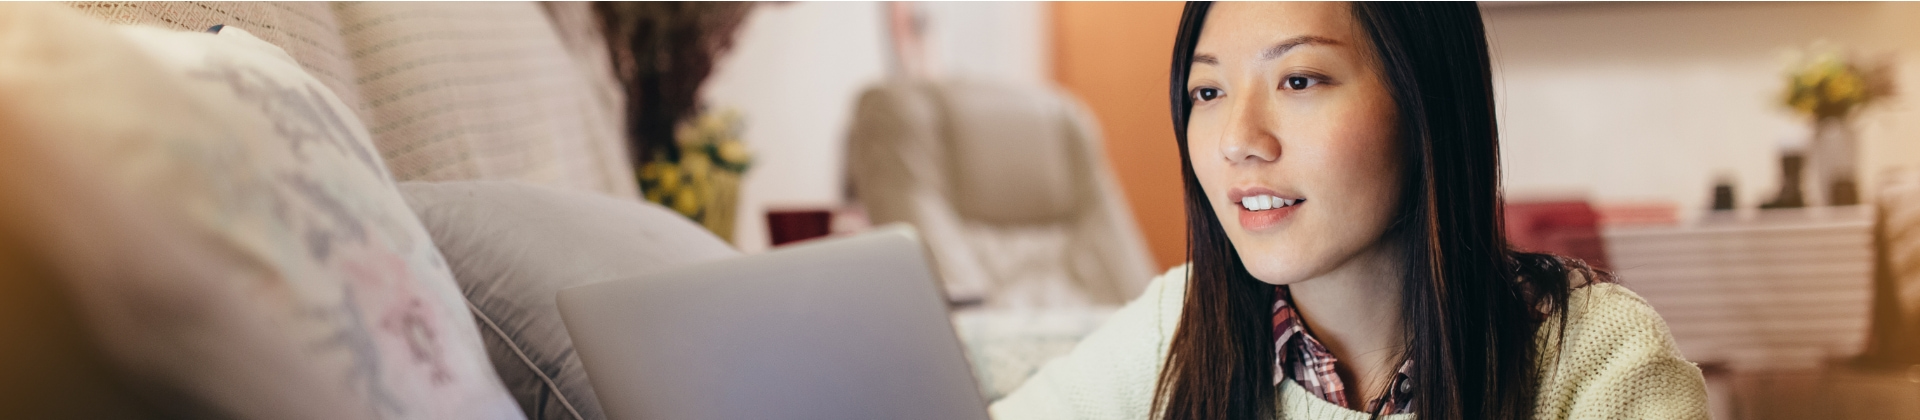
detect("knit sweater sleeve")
[989,265,1190,420]
[1534,283,1710,420]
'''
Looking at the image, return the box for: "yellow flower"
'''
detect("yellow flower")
[1825,71,1865,104]
[1792,95,1818,116]
[716,140,750,166]
[671,187,702,217]
[1780,48,1885,119]
[655,163,682,192]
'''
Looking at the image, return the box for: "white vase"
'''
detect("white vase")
[1807,117,1860,206]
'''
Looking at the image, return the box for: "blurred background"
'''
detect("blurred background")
[670,2,1920,419]
[17,1,1917,418]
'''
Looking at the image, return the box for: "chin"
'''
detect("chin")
[1235,244,1320,286]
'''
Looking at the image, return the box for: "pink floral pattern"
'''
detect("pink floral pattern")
[113,24,523,419]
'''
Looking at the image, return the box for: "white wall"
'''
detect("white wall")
[1484,2,1920,222]
[701,2,1049,252]
[921,2,1051,87]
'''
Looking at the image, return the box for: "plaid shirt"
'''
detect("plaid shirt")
[1273,286,1415,415]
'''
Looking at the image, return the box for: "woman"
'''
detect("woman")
[989,2,1708,419]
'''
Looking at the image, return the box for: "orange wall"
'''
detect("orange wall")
[1053,2,1188,270]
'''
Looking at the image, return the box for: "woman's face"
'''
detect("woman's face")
[1185,2,1404,285]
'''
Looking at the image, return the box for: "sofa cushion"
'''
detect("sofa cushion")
[0,4,522,418]
[333,2,639,199]
[399,181,740,420]
[65,1,641,200]
[65,1,361,111]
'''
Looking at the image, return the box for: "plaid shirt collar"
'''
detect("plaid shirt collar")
[1273,286,1415,415]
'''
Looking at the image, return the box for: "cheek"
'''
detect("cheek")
[1321,102,1403,221]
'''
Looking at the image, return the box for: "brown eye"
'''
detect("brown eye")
[1284,75,1321,91]
[1191,87,1222,102]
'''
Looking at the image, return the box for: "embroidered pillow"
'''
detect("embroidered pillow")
[0,4,522,418]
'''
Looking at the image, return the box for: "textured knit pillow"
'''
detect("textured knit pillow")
[331,2,638,198]
[0,4,522,419]
[398,181,741,420]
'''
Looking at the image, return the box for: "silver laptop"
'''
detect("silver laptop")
[556,225,991,420]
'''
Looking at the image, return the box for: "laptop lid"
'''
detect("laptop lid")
[557,225,989,420]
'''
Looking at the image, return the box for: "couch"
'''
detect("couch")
[0,3,1117,419]
[0,2,657,419]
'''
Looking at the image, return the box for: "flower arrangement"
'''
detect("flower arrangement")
[1782,47,1894,121]
[639,108,752,241]
[1767,45,1896,207]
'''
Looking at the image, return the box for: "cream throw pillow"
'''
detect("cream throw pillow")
[0,4,521,419]
[400,181,741,420]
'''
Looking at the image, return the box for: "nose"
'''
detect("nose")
[1218,93,1280,164]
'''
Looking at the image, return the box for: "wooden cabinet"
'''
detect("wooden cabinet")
[1605,206,1874,370]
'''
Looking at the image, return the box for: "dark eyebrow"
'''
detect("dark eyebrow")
[1260,35,1340,61]
[1191,35,1340,66]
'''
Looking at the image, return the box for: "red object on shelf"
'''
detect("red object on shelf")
[767,209,832,247]
[1594,202,1679,226]
[1504,200,1611,270]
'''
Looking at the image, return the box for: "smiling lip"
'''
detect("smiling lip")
[1227,186,1304,232]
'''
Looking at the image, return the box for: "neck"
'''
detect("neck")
[1287,239,1407,406]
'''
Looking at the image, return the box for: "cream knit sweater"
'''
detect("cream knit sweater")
[989,265,1710,419]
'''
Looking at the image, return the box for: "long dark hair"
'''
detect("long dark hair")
[1152,3,1602,419]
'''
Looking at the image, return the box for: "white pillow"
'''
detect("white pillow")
[399,181,741,420]
[0,4,522,419]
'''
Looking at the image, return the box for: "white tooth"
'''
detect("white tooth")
[1257,196,1272,210]
[1281,198,1295,207]
[1242,197,1257,211]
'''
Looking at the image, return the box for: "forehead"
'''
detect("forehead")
[1196,2,1360,55]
